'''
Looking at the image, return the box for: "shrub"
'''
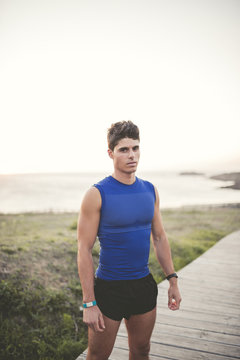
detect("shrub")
[0,275,87,360]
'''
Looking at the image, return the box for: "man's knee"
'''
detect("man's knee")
[87,339,114,360]
[129,341,150,357]
[87,347,112,360]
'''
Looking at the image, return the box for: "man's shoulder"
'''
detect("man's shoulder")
[94,176,111,186]
[91,176,112,202]
[81,186,102,211]
[137,177,156,200]
[137,177,155,188]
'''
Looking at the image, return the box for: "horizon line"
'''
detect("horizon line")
[0,169,239,176]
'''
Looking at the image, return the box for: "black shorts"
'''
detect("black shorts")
[94,273,158,321]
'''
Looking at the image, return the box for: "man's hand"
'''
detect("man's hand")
[168,283,182,310]
[83,306,105,332]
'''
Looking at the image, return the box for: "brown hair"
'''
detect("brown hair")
[107,121,140,151]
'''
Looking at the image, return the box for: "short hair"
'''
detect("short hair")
[107,121,140,151]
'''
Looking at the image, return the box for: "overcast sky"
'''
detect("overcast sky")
[0,0,239,174]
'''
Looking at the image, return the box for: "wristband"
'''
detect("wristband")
[82,300,97,310]
[166,272,178,281]
[79,300,97,311]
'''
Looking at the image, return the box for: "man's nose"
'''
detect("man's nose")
[128,149,134,158]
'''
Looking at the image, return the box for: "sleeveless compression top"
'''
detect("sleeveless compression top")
[94,176,156,280]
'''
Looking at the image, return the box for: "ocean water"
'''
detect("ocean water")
[0,171,239,214]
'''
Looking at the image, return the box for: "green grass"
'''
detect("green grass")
[0,274,87,360]
[0,204,240,359]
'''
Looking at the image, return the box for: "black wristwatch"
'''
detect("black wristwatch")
[166,272,178,280]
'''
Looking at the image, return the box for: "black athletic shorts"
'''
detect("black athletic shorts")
[94,273,158,321]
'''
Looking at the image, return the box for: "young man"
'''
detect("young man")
[77,121,181,360]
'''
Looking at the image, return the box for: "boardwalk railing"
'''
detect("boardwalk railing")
[77,230,240,359]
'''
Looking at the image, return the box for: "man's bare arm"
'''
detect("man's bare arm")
[77,186,105,331]
[151,186,182,310]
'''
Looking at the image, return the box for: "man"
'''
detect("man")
[77,121,181,360]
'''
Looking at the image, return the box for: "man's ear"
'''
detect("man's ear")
[107,148,113,159]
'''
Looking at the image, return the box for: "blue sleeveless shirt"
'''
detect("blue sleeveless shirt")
[93,176,156,280]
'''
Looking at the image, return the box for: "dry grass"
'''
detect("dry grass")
[1,204,240,289]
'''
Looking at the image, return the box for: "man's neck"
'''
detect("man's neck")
[111,171,136,185]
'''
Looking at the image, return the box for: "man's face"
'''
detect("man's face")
[108,137,140,174]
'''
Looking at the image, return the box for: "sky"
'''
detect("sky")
[0,0,239,174]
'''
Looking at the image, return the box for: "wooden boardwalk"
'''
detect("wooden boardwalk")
[77,230,240,359]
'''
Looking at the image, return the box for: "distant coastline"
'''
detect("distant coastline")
[178,170,240,190]
[210,172,240,190]
[179,171,205,176]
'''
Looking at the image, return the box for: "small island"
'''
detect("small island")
[210,172,240,190]
[179,171,205,176]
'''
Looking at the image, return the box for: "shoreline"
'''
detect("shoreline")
[1,202,240,216]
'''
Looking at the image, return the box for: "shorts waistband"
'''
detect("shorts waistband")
[95,273,152,284]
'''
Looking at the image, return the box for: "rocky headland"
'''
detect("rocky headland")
[210,172,240,190]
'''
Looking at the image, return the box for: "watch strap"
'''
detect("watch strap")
[166,272,178,280]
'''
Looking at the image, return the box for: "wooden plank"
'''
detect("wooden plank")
[114,337,240,360]
[154,315,240,336]
[156,307,240,327]
[167,283,240,299]
[149,323,240,346]
[157,308,240,324]
[117,322,240,346]
[76,230,240,360]
[157,300,240,312]
[117,320,240,356]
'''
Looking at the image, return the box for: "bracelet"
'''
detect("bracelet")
[83,300,97,308]
[166,272,178,281]
[79,300,97,311]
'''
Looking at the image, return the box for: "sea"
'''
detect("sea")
[0,171,239,214]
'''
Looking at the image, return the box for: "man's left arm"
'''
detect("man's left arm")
[151,186,182,310]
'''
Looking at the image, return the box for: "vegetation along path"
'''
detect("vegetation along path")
[1,205,240,359]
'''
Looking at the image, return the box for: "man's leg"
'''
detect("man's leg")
[86,314,121,360]
[124,307,156,360]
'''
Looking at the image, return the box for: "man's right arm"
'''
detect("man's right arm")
[77,186,105,332]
